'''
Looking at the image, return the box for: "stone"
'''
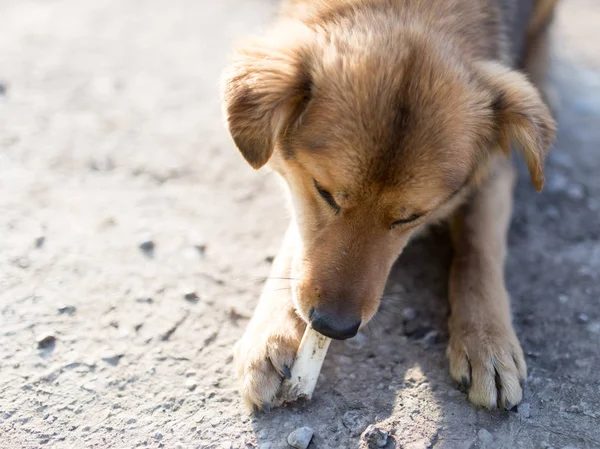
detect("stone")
[518,402,531,419]
[478,428,493,444]
[361,425,388,448]
[185,378,197,391]
[138,238,155,254]
[37,335,56,350]
[57,305,77,315]
[184,291,199,303]
[102,353,124,366]
[287,426,314,449]
[576,313,589,324]
[34,236,46,248]
[342,410,368,436]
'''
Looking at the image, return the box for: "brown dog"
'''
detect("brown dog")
[221,0,557,411]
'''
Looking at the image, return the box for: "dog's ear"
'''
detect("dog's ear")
[221,27,312,169]
[477,62,556,191]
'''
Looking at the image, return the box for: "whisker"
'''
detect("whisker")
[380,290,408,298]
[263,277,300,281]
[262,287,292,293]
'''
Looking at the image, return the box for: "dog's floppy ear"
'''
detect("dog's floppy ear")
[221,26,312,169]
[477,62,556,191]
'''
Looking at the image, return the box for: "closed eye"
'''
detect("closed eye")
[313,180,340,213]
[389,213,424,229]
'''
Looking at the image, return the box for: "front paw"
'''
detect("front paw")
[447,320,527,410]
[233,318,304,411]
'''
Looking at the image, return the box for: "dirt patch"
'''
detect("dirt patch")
[1,1,599,448]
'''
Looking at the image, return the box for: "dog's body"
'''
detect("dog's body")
[222,0,557,411]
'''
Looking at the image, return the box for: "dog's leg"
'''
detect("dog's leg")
[233,223,306,410]
[447,158,527,410]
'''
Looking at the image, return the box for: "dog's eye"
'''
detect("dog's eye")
[389,214,423,230]
[314,180,341,213]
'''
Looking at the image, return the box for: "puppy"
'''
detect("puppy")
[221,0,557,411]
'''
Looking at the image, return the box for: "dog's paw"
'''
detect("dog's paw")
[447,321,527,410]
[233,321,304,411]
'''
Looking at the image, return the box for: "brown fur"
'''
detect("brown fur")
[222,0,557,411]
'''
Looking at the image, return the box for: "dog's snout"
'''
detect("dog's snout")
[309,308,361,340]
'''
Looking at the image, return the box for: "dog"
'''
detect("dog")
[221,0,557,411]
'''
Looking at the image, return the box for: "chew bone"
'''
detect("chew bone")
[277,327,331,404]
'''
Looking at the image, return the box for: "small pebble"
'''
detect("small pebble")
[138,238,155,254]
[287,426,314,449]
[576,313,589,324]
[153,432,163,440]
[195,244,207,257]
[82,383,95,393]
[34,236,46,248]
[422,330,440,345]
[185,378,197,391]
[126,418,137,424]
[478,428,493,444]
[518,402,531,419]
[264,255,275,264]
[37,335,56,349]
[0,83,6,96]
[136,297,153,304]
[361,425,388,448]
[184,292,199,303]
[342,410,368,436]
[102,353,124,366]
[57,305,76,316]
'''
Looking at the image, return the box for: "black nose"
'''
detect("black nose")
[310,308,361,340]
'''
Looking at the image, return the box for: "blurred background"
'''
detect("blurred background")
[1,1,599,448]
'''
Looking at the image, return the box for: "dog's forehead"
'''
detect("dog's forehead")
[293,108,472,197]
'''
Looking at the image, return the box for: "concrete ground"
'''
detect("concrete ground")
[1,1,599,448]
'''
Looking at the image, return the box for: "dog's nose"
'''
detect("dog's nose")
[309,308,361,340]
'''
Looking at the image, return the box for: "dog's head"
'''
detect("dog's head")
[222,21,555,339]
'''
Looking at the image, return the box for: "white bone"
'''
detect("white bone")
[277,327,331,404]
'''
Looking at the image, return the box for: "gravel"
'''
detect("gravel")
[57,305,77,315]
[478,428,493,444]
[138,238,155,254]
[184,291,200,303]
[518,402,531,419]
[287,426,314,449]
[342,410,369,437]
[361,425,388,448]
[37,335,56,349]
[101,353,124,366]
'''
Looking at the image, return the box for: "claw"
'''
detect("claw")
[461,376,470,391]
[283,364,292,379]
